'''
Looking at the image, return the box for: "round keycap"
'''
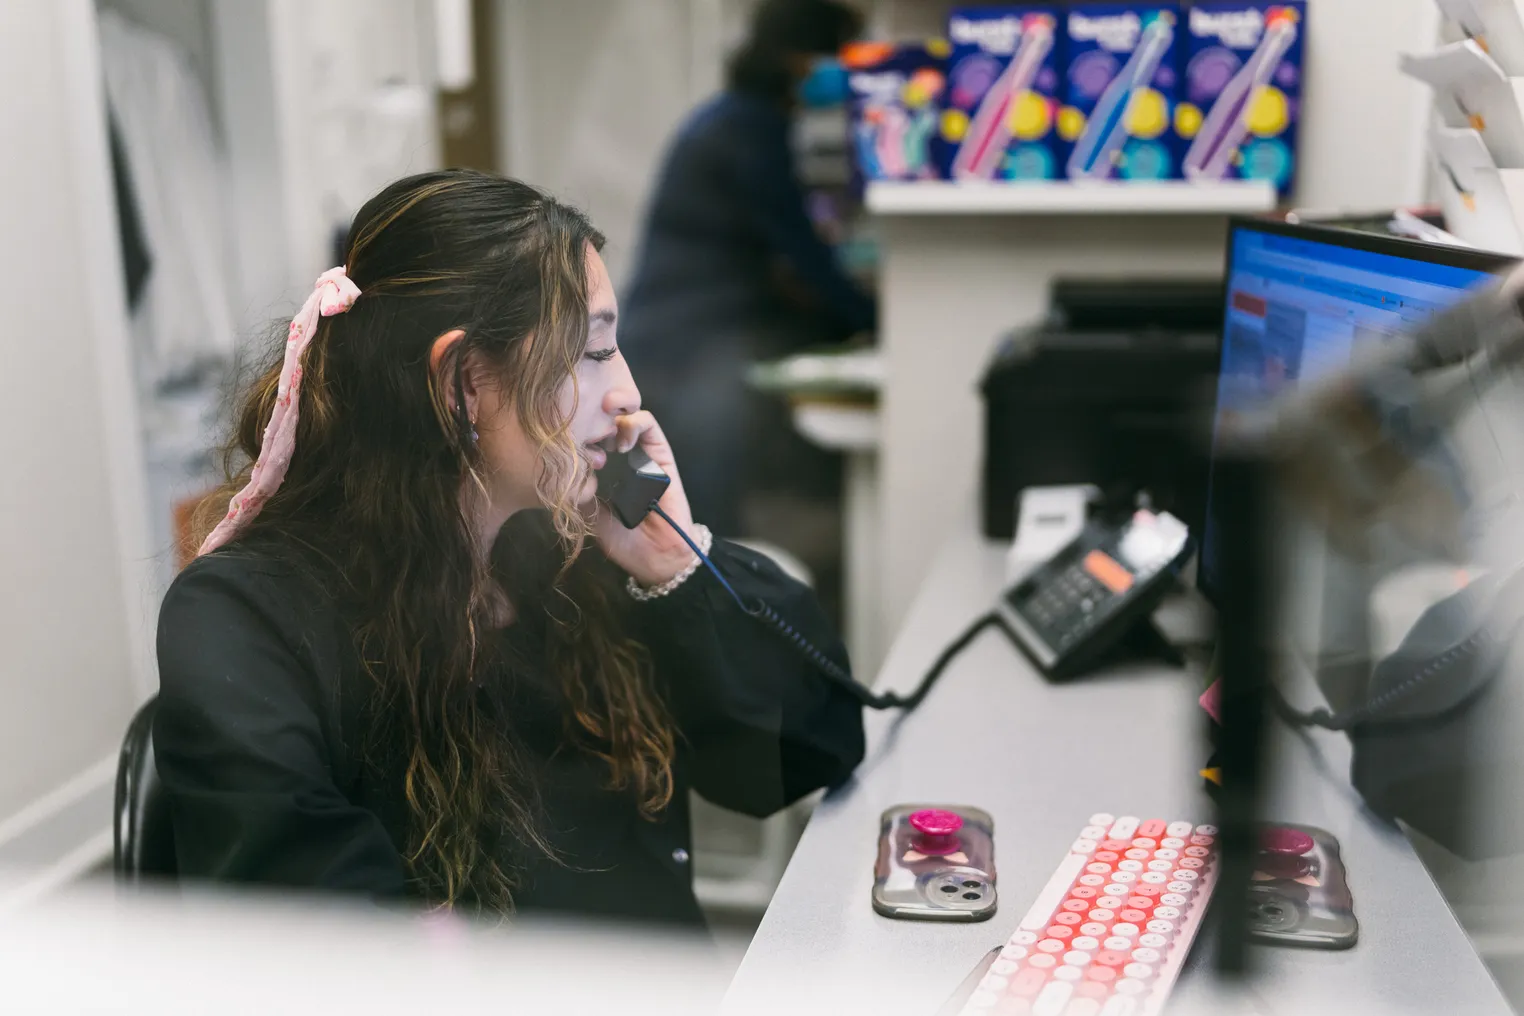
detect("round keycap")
[1070,886,1098,899]
[1085,966,1117,983]
[1172,869,1200,882]
[1166,821,1193,838]
[1012,931,1039,945]
[1125,849,1151,861]
[1001,945,1028,962]
[1102,884,1129,897]
[992,959,1019,975]
[1153,906,1181,920]
[1063,950,1093,967]
[1046,925,1074,940]
[1028,953,1057,970]
[1055,912,1083,926]
[1184,846,1211,859]
[1111,871,1137,884]
[1088,909,1115,923]
[1179,857,1206,870]
[1117,859,1144,873]
[1131,837,1157,850]
[1088,813,1116,827]
[1063,898,1091,913]
[1138,933,1168,949]
[1140,873,1168,886]
[1094,851,1120,864]
[1190,834,1215,847]
[1102,840,1131,852]
[1162,893,1189,907]
[1054,966,1083,983]
[1087,862,1113,876]
[979,975,1009,993]
[1080,923,1109,939]
[1112,923,1140,938]
[1131,948,1162,964]
[1095,951,1130,968]
[1118,909,1147,924]
[1161,837,1186,850]
[1073,839,1098,854]
[1196,824,1218,836]
[1080,825,1107,841]
[1124,963,1154,979]
[1079,874,1106,887]
[1139,819,1168,838]
[1103,936,1132,951]
[1167,882,1195,895]
[1147,859,1174,872]
[1072,936,1100,952]
[1038,937,1067,952]
[1126,896,1155,911]
[1135,883,1163,896]
[1116,978,1148,996]
[1147,920,1175,934]
[1152,848,1179,861]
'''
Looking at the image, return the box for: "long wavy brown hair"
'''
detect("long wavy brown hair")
[193,170,675,912]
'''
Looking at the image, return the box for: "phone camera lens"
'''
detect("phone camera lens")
[963,880,982,888]
[962,892,981,900]
[940,885,958,893]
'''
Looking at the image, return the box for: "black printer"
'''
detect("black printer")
[981,277,1224,540]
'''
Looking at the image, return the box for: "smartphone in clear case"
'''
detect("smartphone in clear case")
[873,805,996,921]
[1246,823,1359,949]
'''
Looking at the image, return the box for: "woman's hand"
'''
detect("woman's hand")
[592,411,702,587]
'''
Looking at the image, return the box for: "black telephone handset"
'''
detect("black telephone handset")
[996,510,1194,679]
[596,446,671,529]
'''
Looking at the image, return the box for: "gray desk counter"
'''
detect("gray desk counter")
[725,535,1509,1016]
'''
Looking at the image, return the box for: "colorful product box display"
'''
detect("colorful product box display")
[1180,1,1306,194]
[844,40,951,183]
[942,7,1063,181]
[1058,2,1184,181]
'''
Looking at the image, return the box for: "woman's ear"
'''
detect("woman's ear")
[430,328,473,420]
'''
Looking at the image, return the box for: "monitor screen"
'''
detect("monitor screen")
[1197,223,1503,605]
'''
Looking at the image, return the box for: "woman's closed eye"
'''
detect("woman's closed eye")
[585,347,618,363]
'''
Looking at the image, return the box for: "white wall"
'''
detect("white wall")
[0,0,154,885]
[494,0,730,286]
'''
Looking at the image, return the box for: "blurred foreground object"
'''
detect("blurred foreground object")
[0,879,725,1016]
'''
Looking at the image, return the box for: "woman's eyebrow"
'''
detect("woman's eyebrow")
[589,308,617,327]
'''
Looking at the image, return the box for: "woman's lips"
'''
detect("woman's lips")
[584,444,608,470]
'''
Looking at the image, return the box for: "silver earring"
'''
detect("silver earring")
[470,422,479,444]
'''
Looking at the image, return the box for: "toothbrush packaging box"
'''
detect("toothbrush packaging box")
[843,39,952,185]
[1180,1,1306,194]
[1058,2,1185,181]
[942,6,1063,181]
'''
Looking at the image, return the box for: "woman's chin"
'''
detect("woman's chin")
[575,472,601,510]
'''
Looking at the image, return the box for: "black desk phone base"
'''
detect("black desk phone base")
[995,510,1193,680]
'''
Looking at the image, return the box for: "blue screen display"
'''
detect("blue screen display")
[1198,227,1497,603]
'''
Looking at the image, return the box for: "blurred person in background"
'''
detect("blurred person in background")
[620,0,876,540]
[156,170,864,923]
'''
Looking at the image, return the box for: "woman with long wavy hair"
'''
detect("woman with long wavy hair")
[154,169,865,922]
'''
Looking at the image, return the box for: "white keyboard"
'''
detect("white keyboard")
[957,814,1219,1016]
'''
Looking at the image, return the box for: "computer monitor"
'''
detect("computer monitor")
[1197,219,1511,606]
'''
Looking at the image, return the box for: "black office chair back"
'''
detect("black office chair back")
[114,696,177,881]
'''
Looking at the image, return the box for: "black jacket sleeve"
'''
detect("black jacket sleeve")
[153,556,407,895]
[632,539,866,817]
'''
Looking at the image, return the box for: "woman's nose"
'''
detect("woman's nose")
[603,357,641,418]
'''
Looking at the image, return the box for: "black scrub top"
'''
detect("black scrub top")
[153,529,865,925]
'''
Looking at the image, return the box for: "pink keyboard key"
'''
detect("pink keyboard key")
[1138,819,1168,838]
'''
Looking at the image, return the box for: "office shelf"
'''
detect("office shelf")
[865,179,1278,216]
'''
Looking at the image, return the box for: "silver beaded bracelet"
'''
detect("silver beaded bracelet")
[626,524,713,601]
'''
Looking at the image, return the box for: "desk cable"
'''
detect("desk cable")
[649,502,1003,711]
